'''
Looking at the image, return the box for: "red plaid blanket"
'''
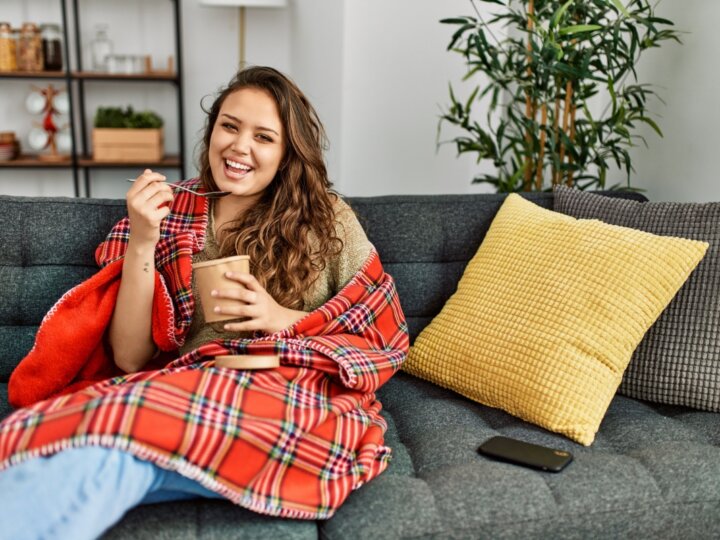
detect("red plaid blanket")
[0,182,409,519]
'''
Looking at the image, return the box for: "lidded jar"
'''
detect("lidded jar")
[41,23,63,71]
[18,22,43,71]
[90,24,113,72]
[0,22,17,72]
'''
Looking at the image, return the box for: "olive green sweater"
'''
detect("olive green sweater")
[180,197,373,355]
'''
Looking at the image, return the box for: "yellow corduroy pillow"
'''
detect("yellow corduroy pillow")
[404,194,708,445]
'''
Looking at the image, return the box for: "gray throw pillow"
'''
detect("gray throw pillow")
[553,185,719,411]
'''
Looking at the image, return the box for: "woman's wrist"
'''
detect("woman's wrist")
[271,307,306,334]
[126,236,158,256]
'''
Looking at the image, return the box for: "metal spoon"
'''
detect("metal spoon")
[126,179,230,198]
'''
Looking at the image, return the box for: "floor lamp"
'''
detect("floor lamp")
[200,0,288,66]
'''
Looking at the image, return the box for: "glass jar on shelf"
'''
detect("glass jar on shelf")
[40,23,63,71]
[18,22,43,72]
[89,24,113,72]
[0,22,17,72]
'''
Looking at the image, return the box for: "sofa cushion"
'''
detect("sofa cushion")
[404,194,707,445]
[554,186,720,411]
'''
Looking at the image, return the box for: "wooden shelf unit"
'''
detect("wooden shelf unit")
[0,0,185,197]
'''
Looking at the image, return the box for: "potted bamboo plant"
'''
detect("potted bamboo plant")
[439,0,680,191]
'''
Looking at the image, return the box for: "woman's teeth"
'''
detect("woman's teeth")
[225,159,252,173]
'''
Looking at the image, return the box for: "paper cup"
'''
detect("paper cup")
[192,255,250,322]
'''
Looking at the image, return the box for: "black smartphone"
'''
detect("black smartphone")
[477,436,573,472]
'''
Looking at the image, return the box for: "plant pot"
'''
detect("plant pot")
[92,127,163,162]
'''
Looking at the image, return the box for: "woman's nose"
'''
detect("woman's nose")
[231,132,251,154]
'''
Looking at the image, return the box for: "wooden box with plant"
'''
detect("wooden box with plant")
[93,106,164,162]
[439,0,680,192]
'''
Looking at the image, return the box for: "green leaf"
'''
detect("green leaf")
[647,17,674,26]
[559,24,602,36]
[448,23,476,51]
[440,18,473,25]
[550,0,574,31]
[607,78,617,116]
[448,82,457,105]
[638,116,664,137]
[464,86,480,115]
[610,0,631,19]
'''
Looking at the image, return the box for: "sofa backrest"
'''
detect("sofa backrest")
[0,191,647,389]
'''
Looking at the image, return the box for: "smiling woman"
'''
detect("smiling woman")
[0,66,405,539]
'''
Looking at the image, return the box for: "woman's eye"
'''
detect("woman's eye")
[257,134,273,142]
[222,122,237,131]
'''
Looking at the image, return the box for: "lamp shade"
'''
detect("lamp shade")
[200,0,287,6]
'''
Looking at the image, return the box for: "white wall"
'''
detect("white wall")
[1,0,719,202]
[337,0,493,196]
[605,0,720,202]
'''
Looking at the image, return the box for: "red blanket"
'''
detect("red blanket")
[0,184,409,519]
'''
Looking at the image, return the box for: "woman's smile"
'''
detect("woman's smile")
[223,157,254,179]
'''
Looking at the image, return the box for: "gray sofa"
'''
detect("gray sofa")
[1,191,719,539]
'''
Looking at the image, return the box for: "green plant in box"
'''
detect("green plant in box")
[439,0,680,192]
[93,106,164,163]
[94,106,164,129]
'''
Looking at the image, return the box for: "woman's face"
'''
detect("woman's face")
[209,87,285,204]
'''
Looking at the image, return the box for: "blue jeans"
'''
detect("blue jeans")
[0,446,224,540]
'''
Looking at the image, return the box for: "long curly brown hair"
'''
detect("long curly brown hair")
[198,66,342,310]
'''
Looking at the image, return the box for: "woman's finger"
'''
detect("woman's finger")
[225,272,263,292]
[222,307,293,334]
[128,169,165,196]
[222,319,260,332]
[149,203,172,221]
[130,181,170,207]
[213,303,260,321]
[213,304,245,318]
[211,287,256,304]
[137,180,172,203]
[131,193,173,220]
[145,189,174,209]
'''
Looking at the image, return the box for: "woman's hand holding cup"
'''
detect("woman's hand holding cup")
[193,256,306,335]
[212,271,305,334]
